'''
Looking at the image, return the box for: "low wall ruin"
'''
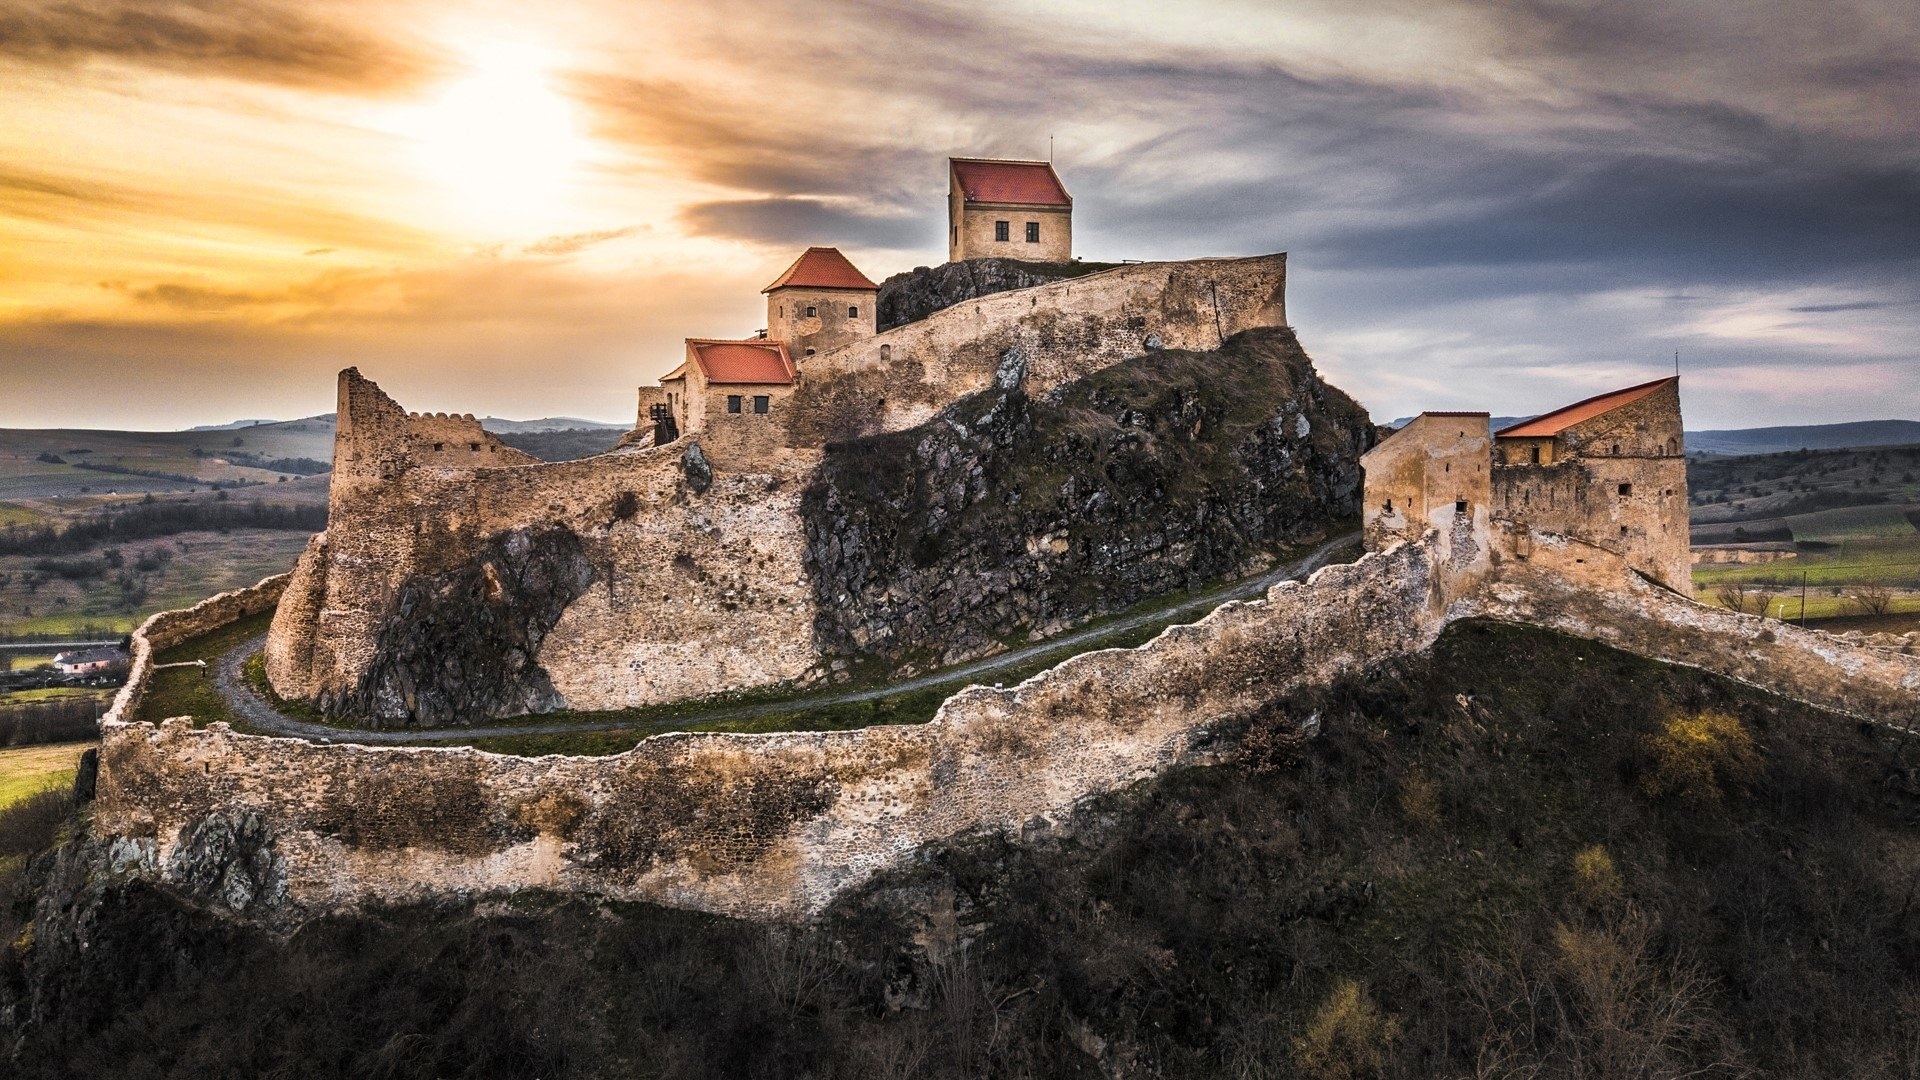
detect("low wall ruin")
[93,521,1920,924]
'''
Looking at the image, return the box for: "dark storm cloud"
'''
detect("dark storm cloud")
[1790,301,1890,313]
[679,199,926,251]
[0,0,432,91]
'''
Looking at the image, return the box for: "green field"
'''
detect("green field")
[134,609,277,725]
[0,741,91,808]
[0,528,311,638]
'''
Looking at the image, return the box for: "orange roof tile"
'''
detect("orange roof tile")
[1496,377,1676,438]
[682,339,795,385]
[763,247,878,293]
[950,157,1071,207]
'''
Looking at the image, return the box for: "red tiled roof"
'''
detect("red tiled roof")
[950,157,1071,207]
[762,247,878,292]
[1496,377,1676,438]
[681,339,795,385]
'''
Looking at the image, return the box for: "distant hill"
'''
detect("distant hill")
[1685,420,1920,457]
[186,415,626,435]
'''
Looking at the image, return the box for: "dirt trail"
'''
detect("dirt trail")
[212,532,1359,748]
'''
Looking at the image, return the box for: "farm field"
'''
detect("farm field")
[0,741,91,809]
[0,529,313,638]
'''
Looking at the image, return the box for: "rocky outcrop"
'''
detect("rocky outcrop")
[875,258,1119,331]
[801,327,1371,669]
[332,525,595,726]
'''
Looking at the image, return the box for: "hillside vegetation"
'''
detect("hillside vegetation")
[3,621,1915,1078]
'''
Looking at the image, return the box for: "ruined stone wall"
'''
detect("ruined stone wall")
[1361,414,1491,551]
[98,534,1470,921]
[1491,455,1690,594]
[266,370,823,724]
[102,573,290,727]
[98,506,1920,925]
[786,254,1287,442]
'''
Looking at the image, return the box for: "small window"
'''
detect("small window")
[1025,221,1040,243]
[805,348,816,356]
[1620,525,1629,536]
[468,442,480,451]
[1611,442,1621,456]
[1618,483,1632,496]
[778,305,784,317]
[727,395,742,413]
[1529,446,1541,464]
[1384,499,1394,511]
[994,220,1009,241]
[432,442,443,451]
[879,344,891,362]
[805,305,816,318]
[1455,499,1468,515]
[848,305,859,318]
[753,395,770,414]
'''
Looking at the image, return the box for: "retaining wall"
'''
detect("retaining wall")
[101,572,291,728]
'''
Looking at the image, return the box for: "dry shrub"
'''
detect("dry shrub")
[1642,710,1762,803]
[1397,771,1441,828]
[1238,708,1308,776]
[1571,844,1623,908]
[1292,978,1398,1079]
[0,786,69,860]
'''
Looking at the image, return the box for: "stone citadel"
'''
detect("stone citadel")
[77,153,1920,924]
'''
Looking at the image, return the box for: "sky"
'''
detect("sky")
[1,0,1916,431]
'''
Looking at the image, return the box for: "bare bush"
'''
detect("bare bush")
[1848,580,1895,618]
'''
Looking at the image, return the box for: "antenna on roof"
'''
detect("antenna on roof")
[1049,134,1054,162]
[1674,349,1680,377]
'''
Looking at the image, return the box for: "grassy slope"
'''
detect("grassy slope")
[0,529,310,638]
[7,620,1917,1078]
[133,610,277,725]
[0,742,90,808]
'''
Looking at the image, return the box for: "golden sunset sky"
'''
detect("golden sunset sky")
[3,0,1916,429]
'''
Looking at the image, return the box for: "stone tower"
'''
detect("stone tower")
[763,247,878,360]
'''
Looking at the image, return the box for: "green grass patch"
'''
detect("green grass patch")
[0,501,44,527]
[1779,503,1920,542]
[133,609,275,726]
[0,741,91,808]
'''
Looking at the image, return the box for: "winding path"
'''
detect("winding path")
[212,532,1360,747]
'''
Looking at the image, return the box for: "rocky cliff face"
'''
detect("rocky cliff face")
[801,327,1370,670]
[330,524,595,725]
[875,258,1119,331]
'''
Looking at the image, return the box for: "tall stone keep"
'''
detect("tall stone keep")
[948,157,1073,262]
[763,247,879,360]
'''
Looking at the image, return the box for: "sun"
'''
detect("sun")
[386,41,589,232]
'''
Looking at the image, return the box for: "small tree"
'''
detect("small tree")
[1849,580,1895,618]
[1713,582,1755,615]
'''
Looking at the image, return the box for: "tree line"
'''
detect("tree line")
[0,500,326,557]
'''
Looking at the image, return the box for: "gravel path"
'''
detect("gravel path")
[212,532,1359,747]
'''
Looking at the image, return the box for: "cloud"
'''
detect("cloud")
[678,199,926,251]
[1789,300,1889,313]
[520,226,645,257]
[0,0,434,92]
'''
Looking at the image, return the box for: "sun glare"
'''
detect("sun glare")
[385,41,589,232]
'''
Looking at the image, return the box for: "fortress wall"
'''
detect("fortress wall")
[96,518,1920,924]
[1470,534,1920,732]
[267,381,828,719]
[102,573,290,727]
[96,536,1457,921]
[787,254,1287,439]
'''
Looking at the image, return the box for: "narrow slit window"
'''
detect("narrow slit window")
[727,395,742,414]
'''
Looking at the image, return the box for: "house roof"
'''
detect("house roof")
[950,157,1072,207]
[54,647,125,665]
[680,339,796,385]
[763,247,878,293]
[1496,377,1677,439]
[1364,411,1491,457]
